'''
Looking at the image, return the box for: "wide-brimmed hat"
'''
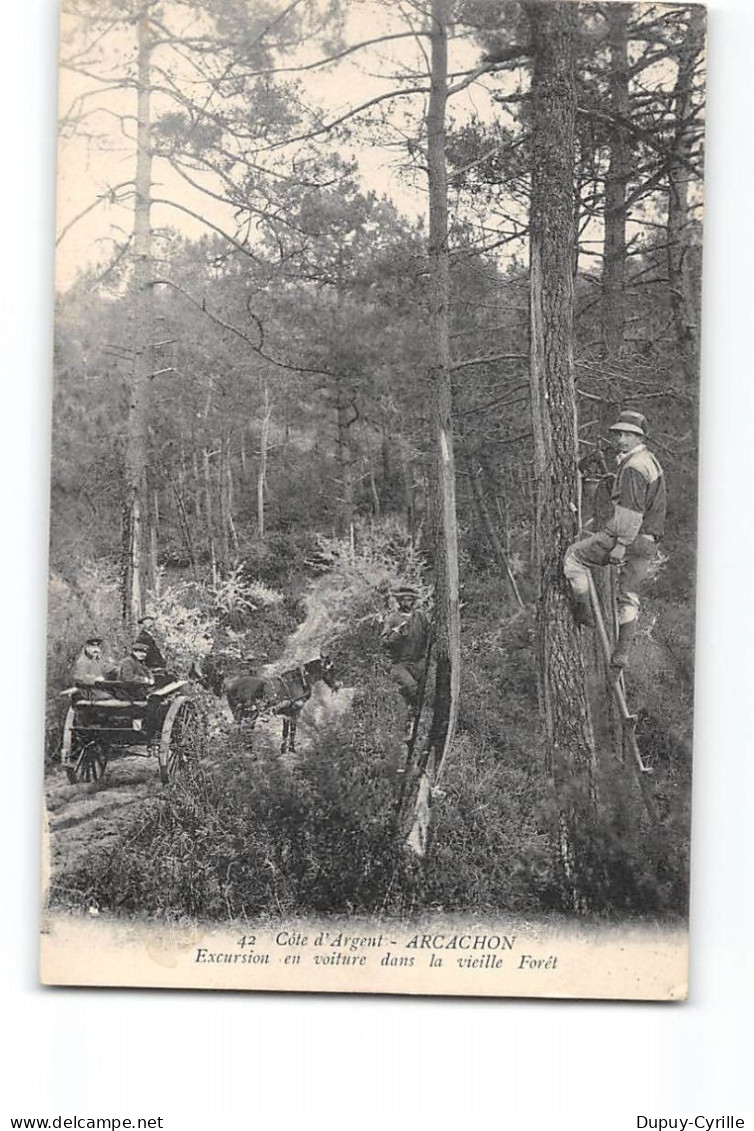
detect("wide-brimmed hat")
[609,410,647,437]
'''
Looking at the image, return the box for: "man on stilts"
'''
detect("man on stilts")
[564,410,666,670]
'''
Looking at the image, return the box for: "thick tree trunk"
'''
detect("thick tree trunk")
[122,5,153,625]
[407,0,461,857]
[602,4,631,357]
[527,1,597,905]
[424,0,461,783]
[667,7,705,395]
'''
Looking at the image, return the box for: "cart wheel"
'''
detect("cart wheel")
[61,706,109,784]
[159,697,204,785]
[65,741,109,785]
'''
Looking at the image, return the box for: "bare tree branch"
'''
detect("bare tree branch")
[56,181,135,247]
[151,277,336,379]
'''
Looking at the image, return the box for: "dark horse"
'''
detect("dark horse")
[192,654,339,754]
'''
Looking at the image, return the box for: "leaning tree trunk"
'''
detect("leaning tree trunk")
[667,7,706,399]
[602,3,631,357]
[527,0,597,908]
[122,4,153,625]
[407,0,462,858]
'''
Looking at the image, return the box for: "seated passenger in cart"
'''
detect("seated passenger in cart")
[111,641,156,698]
[71,636,112,702]
[133,615,170,686]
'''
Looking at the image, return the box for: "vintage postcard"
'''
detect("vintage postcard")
[42,0,705,1000]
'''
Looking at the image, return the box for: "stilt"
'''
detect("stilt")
[586,571,659,824]
[395,631,434,813]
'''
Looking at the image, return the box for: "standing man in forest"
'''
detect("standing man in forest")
[564,410,666,669]
[381,586,430,710]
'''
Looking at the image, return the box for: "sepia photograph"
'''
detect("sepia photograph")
[41,0,705,1000]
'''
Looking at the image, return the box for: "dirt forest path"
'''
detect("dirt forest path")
[45,756,163,885]
[45,574,356,892]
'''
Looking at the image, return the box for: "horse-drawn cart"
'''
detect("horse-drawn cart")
[60,680,205,785]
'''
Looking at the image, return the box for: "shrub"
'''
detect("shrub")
[50,696,415,919]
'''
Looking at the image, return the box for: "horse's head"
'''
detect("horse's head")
[316,651,340,692]
[188,657,225,697]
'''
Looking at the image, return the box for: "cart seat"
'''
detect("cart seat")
[75,698,150,708]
